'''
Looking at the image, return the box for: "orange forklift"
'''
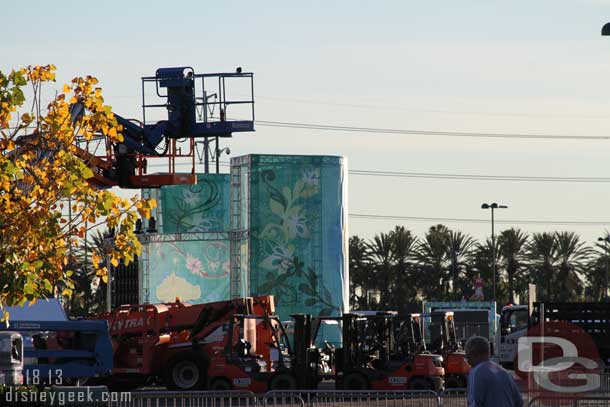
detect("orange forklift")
[334,311,445,391]
[421,311,470,388]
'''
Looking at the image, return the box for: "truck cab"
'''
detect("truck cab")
[496,304,529,368]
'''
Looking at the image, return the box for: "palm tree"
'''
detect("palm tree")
[63,230,109,317]
[349,235,373,309]
[554,231,591,301]
[497,228,529,304]
[390,226,419,308]
[366,232,395,308]
[444,230,476,300]
[415,225,450,299]
[584,255,607,301]
[587,232,610,301]
[526,232,557,301]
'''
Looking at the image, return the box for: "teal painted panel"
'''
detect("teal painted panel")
[147,238,230,304]
[142,174,230,233]
[234,155,348,321]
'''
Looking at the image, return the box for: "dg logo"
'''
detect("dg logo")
[515,321,603,395]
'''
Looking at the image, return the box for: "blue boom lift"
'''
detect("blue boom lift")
[70,66,255,188]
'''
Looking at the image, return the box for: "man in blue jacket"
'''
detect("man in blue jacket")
[466,336,523,407]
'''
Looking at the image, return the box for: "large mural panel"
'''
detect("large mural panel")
[232,154,348,321]
[145,237,230,304]
[143,174,230,233]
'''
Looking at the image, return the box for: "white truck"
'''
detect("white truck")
[495,304,529,368]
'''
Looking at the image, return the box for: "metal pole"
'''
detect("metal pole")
[203,137,209,174]
[215,136,220,174]
[604,241,608,301]
[106,256,111,313]
[492,206,496,302]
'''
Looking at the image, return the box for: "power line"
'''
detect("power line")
[256,95,610,120]
[350,170,610,183]
[256,120,610,141]
[349,213,610,226]
[148,161,610,184]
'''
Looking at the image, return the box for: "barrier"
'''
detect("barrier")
[110,390,257,407]
[265,390,441,407]
[528,395,610,407]
[439,388,467,407]
[261,392,305,407]
[86,386,610,407]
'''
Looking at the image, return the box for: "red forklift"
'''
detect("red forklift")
[421,311,470,388]
[334,311,445,391]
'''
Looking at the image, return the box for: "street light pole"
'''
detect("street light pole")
[482,202,508,302]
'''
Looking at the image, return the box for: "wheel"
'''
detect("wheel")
[269,373,297,390]
[343,372,368,390]
[409,377,432,390]
[166,352,207,390]
[209,377,232,391]
[445,375,463,389]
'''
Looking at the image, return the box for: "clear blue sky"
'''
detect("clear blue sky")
[4,0,610,244]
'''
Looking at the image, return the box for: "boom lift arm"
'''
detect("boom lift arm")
[73,66,255,189]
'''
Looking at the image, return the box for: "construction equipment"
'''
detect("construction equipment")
[97,295,275,390]
[208,313,322,392]
[420,311,470,388]
[334,311,445,391]
[0,319,113,384]
[17,66,255,189]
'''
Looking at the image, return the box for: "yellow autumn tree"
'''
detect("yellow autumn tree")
[0,65,155,319]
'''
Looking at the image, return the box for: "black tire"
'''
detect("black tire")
[409,377,432,390]
[269,373,297,390]
[165,352,207,390]
[209,377,232,391]
[445,375,460,389]
[343,372,368,390]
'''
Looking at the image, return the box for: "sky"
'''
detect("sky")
[4,0,610,245]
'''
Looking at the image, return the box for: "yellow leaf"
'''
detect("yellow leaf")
[62,84,70,93]
[110,257,118,267]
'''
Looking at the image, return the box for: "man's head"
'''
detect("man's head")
[465,336,490,367]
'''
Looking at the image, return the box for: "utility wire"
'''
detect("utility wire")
[350,170,610,183]
[349,213,610,226]
[148,161,610,183]
[255,95,610,120]
[255,120,610,140]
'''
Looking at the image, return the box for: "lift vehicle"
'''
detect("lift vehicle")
[0,319,113,385]
[96,295,275,390]
[334,311,445,391]
[421,311,470,388]
[206,313,322,392]
[15,66,255,188]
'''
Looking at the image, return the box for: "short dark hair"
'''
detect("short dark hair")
[465,336,490,357]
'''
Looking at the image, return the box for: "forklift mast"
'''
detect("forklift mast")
[395,313,426,357]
